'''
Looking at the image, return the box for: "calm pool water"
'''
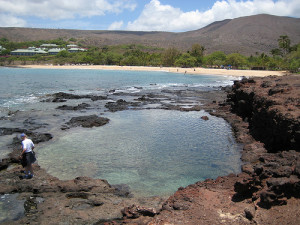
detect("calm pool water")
[37,109,242,196]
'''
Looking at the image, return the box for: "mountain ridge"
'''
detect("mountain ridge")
[0,14,300,55]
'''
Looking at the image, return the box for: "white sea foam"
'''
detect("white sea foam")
[2,94,39,108]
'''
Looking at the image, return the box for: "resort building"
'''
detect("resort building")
[9,44,87,56]
[67,44,78,48]
[40,44,59,48]
[48,48,66,55]
[11,48,47,56]
[68,48,86,53]
[0,45,6,51]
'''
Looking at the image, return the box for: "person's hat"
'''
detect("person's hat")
[20,133,26,138]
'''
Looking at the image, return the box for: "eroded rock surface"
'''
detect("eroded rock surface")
[228,75,300,152]
[0,164,165,225]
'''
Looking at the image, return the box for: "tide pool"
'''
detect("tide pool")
[37,109,242,197]
[0,67,242,197]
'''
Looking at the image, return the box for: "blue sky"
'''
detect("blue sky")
[0,0,299,32]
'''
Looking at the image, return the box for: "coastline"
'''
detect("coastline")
[1,71,299,224]
[16,64,287,77]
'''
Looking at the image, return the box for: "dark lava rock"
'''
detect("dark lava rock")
[105,99,140,112]
[261,81,273,88]
[122,205,157,219]
[105,99,129,112]
[201,116,209,121]
[56,103,91,110]
[259,191,280,208]
[90,95,107,101]
[62,115,109,129]
[0,127,27,136]
[0,128,52,144]
[234,175,260,197]
[135,95,162,103]
[221,85,232,93]
[53,92,84,99]
[51,98,67,103]
[42,92,107,103]
[228,75,300,152]
[267,176,300,197]
[268,84,292,96]
[244,206,255,220]
[66,192,90,199]
[241,164,254,175]
[30,133,53,144]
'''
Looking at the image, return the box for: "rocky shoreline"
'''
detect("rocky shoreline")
[129,74,300,225]
[0,74,299,224]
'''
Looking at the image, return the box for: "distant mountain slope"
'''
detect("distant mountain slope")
[181,14,300,55]
[0,14,300,55]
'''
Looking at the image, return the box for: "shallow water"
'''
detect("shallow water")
[37,109,242,197]
[0,194,25,223]
[0,67,242,197]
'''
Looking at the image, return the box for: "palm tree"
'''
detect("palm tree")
[278,35,291,56]
[270,48,282,57]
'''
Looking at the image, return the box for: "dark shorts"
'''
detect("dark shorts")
[21,152,36,167]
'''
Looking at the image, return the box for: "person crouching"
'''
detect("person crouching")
[20,133,36,179]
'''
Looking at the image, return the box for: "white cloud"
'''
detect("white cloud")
[0,0,299,30]
[0,14,27,27]
[0,0,137,21]
[126,0,300,32]
[108,21,124,30]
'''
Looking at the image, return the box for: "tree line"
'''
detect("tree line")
[0,35,299,73]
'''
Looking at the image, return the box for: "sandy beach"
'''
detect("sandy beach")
[17,64,287,77]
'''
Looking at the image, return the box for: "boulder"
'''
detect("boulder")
[63,115,109,129]
[201,116,209,121]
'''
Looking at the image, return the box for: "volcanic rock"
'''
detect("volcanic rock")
[62,115,109,129]
[201,116,209,120]
[105,99,141,112]
[56,103,91,110]
[43,92,107,103]
[228,75,300,152]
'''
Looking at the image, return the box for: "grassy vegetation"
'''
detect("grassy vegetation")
[0,36,299,72]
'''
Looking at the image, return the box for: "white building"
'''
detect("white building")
[40,44,59,48]
[67,44,78,48]
[11,48,47,56]
[0,45,6,51]
[48,48,66,55]
[68,48,86,53]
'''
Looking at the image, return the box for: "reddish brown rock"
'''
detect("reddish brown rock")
[229,75,300,152]
[1,74,300,225]
[201,116,209,120]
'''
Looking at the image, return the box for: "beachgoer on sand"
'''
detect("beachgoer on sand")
[20,133,36,179]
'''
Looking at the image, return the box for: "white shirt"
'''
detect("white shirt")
[22,139,34,153]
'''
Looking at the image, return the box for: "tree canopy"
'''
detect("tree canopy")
[1,36,299,73]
